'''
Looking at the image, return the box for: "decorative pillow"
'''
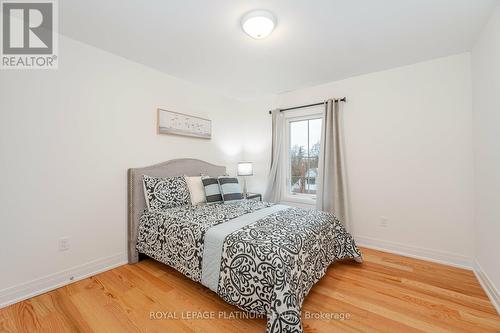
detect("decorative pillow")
[202,177,223,204]
[218,176,243,202]
[142,175,191,211]
[185,176,206,205]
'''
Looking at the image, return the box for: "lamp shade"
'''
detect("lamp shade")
[237,162,253,176]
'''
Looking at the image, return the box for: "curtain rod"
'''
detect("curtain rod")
[268,97,346,114]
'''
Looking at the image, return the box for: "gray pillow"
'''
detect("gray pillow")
[218,176,243,202]
[202,176,223,204]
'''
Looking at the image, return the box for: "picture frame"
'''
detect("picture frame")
[157,108,212,139]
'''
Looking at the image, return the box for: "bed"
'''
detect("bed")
[128,158,362,333]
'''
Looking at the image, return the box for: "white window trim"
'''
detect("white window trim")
[282,107,323,205]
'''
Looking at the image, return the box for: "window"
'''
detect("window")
[284,112,322,203]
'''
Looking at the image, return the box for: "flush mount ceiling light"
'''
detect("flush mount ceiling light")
[241,10,276,39]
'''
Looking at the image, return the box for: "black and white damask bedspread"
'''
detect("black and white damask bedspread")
[136,200,273,282]
[218,207,361,332]
[136,200,361,333]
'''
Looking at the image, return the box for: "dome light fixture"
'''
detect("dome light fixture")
[241,10,276,39]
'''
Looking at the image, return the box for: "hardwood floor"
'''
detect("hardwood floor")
[0,247,499,333]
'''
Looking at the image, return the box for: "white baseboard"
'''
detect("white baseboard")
[355,235,474,270]
[0,252,127,309]
[474,261,500,315]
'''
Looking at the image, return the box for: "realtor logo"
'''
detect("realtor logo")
[1,0,58,69]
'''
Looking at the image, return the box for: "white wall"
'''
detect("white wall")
[240,95,276,194]
[0,35,247,305]
[247,54,475,266]
[472,5,500,304]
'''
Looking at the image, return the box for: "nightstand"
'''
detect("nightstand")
[245,193,262,201]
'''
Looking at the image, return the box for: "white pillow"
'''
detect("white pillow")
[184,176,206,205]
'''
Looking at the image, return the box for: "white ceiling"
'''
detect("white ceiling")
[61,0,498,100]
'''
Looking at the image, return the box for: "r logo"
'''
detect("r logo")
[2,2,53,54]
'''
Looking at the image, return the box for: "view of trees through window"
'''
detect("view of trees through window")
[289,118,322,195]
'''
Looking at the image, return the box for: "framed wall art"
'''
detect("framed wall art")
[157,108,212,139]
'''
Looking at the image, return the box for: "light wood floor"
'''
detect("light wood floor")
[0,248,499,333]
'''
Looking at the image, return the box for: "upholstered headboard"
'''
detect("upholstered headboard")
[127,158,226,263]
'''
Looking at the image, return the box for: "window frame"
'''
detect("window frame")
[282,108,323,205]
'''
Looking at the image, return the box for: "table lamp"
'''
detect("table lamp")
[237,162,253,197]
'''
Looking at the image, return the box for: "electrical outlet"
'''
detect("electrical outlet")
[379,216,388,227]
[58,237,70,251]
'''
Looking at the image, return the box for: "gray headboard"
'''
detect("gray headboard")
[127,158,226,263]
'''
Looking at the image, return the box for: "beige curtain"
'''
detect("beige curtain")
[263,109,284,202]
[316,99,350,230]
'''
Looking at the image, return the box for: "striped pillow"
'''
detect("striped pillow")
[202,177,223,204]
[218,177,243,202]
